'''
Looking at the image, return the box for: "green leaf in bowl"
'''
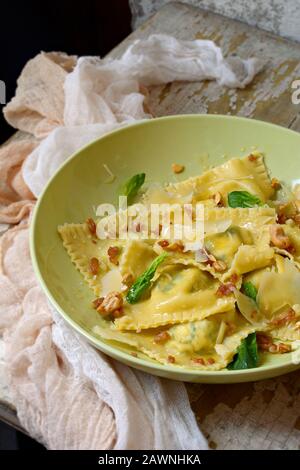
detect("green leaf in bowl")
[126,252,168,304]
[120,173,145,204]
[242,281,258,302]
[227,333,259,370]
[228,191,262,208]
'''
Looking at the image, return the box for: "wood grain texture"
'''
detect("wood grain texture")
[130,0,300,44]
[1,1,300,448]
[111,2,300,132]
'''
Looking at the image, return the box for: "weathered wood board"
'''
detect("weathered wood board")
[110,2,300,133]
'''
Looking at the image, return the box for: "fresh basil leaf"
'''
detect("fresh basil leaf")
[120,173,145,204]
[242,281,258,302]
[126,253,168,304]
[227,333,259,370]
[227,191,262,208]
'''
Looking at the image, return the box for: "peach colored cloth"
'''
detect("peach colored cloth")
[0,48,213,450]
[0,39,261,449]
[1,220,205,449]
[0,140,36,201]
[0,222,116,449]
[4,52,76,139]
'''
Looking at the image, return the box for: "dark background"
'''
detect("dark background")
[0,0,132,143]
[0,0,132,449]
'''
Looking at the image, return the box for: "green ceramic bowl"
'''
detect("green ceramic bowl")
[30,115,300,383]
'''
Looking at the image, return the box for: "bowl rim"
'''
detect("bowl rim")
[30,114,300,381]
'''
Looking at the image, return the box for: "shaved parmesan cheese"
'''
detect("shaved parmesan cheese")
[216,321,227,344]
[194,248,210,263]
[103,163,116,183]
[184,242,203,253]
[204,219,232,235]
[101,268,122,296]
[235,288,266,326]
[257,259,300,316]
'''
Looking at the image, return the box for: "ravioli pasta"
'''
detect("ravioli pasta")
[115,266,236,330]
[93,309,255,370]
[58,152,300,370]
[144,154,274,205]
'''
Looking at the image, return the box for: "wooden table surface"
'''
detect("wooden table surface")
[1,2,300,449]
